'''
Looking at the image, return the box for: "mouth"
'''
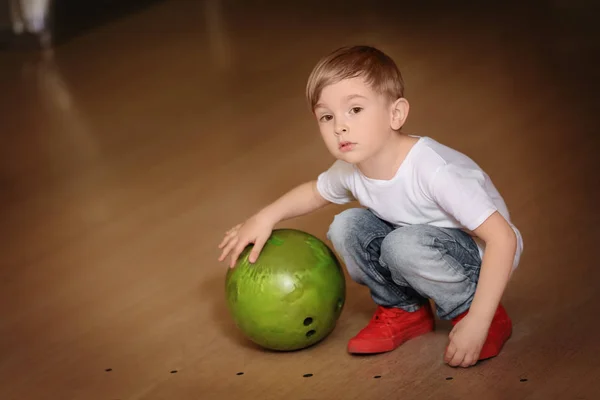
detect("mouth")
[339,141,355,152]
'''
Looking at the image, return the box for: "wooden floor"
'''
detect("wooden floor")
[1,1,599,399]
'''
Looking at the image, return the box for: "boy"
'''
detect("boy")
[218,45,522,368]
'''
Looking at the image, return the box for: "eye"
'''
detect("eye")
[350,107,363,114]
[319,115,333,122]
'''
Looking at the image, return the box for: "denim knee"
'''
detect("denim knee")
[380,223,480,287]
[328,208,395,282]
[380,224,435,274]
[328,214,439,310]
[327,208,372,282]
[327,208,368,243]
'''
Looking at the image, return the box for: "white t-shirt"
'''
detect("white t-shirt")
[316,136,523,269]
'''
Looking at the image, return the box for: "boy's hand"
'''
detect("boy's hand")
[444,314,490,368]
[218,214,274,268]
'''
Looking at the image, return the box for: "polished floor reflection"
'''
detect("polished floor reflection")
[0,1,598,399]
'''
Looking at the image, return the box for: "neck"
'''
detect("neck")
[358,133,417,180]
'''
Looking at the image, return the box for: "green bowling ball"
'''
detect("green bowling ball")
[225,229,346,351]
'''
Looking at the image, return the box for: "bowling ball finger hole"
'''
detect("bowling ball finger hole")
[303,317,313,326]
[306,329,316,338]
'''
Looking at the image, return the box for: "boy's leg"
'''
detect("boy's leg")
[327,208,435,354]
[379,224,512,360]
[327,208,428,310]
[379,224,481,319]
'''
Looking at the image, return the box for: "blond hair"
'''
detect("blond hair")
[306,45,405,111]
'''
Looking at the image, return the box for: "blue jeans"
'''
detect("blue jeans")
[327,208,482,320]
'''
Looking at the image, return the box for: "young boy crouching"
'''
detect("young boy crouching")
[219,45,522,368]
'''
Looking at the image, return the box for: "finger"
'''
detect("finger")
[470,348,481,366]
[229,241,249,268]
[449,348,466,367]
[218,237,238,262]
[219,231,239,249]
[472,348,481,362]
[219,227,241,247]
[218,236,236,260]
[470,354,478,367]
[218,234,233,249]
[460,355,474,368]
[249,235,268,263]
[444,341,457,364]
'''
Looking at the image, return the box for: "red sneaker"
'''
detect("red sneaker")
[451,303,512,360]
[347,304,435,354]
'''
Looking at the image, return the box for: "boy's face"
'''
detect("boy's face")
[313,77,406,165]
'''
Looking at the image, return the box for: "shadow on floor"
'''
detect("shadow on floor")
[199,269,266,352]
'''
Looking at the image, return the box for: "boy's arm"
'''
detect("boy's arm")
[428,164,518,366]
[444,211,517,366]
[219,180,331,267]
[258,180,331,226]
[467,211,517,323]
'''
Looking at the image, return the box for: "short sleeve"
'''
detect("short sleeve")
[430,164,498,231]
[316,160,355,204]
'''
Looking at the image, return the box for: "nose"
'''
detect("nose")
[334,123,348,136]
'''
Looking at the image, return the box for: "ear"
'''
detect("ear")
[390,98,409,130]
